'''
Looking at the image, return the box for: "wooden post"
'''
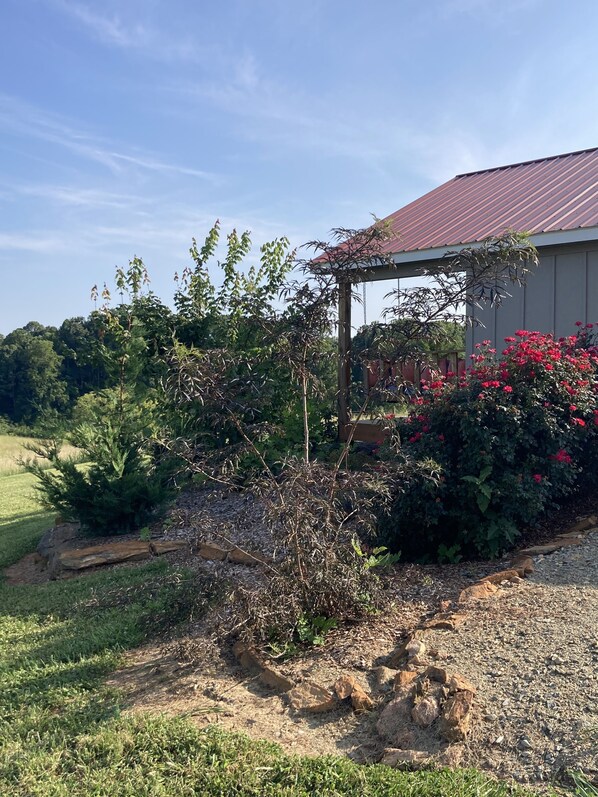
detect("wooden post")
[337,279,352,439]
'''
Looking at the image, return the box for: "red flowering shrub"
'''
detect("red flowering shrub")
[379,327,598,559]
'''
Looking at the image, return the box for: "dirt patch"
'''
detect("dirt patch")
[4,552,49,586]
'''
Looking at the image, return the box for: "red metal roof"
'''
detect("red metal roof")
[379,147,598,255]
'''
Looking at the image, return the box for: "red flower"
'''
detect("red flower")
[533,474,542,483]
[503,385,513,393]
[551,449,572,464]
[571,417,586,426]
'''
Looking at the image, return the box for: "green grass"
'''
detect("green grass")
[0,468,540,796]
[0,471,53,569]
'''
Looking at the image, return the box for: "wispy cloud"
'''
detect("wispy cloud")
[0,232,69,253]
[54,1,150,48]
[49,0,215,65]
[10,183,152,211]
[0,94,218,182]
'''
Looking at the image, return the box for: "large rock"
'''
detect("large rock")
[58,541,152,570]
[519,538,582,556]
[411,695,440,727]
[372,666,397,690]
[37,523,81,571]
[334,675,358,700]
[439,689,474,741]
[447,673,476,695]
[563,515,597,534]
[288,682,336,713]
[387,631,426,667]
[510,555,534,576]
[423,665,448,684]
[458,581,498,603]
[351,683,374,713]
[377,693,413,744]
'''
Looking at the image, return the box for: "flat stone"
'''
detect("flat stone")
[562,515,597,534]
[480,569,521,584]
[150,541,188,555]
[288,682,336,713]
[259,665,294,693]
[519,539,582,556]
[197,542,229,561]
[58,541,151,570]
[458,581,498,603]
[411,695,440,727]
[227,547,268,566]
[380,748,430,768]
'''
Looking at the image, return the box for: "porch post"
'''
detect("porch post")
[337,279,352,439]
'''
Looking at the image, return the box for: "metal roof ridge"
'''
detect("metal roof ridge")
[454,146,598,179]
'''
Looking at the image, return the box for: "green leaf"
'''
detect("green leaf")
[477,493,491,514]
[479,465,493,481]
[460,475,479,484]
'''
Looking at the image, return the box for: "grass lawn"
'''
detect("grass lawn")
[0,454,552,796]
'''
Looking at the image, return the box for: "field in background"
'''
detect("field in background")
[0,434,80,477]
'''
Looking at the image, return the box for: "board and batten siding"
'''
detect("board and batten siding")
[467,243,598,353]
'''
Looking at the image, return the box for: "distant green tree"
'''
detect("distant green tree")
[0,327,67,423]
[55,316,108,401]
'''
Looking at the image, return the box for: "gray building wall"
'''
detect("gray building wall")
[467,242,598,353]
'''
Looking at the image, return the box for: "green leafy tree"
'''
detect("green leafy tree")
[0,327,67,423]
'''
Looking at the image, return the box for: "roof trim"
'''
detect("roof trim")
[380,225,598,269]
[456,146,598,178]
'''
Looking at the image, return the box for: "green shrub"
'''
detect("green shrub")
[24,393,171,536]
[379,328,598,559]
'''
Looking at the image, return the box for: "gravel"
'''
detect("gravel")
[424,530,598,787]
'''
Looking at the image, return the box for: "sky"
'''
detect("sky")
[1,0,598,334]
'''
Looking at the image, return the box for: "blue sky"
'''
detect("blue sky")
[1,0,598,334]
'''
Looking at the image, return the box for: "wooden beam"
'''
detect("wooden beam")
[337,280,352,438]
